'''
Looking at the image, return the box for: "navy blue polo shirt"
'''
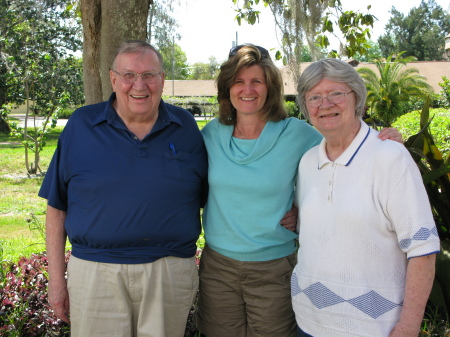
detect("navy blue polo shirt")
[39,94,208,264]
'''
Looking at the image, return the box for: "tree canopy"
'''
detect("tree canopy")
[0,0,83,132]
[159,43,189,80]
[232,0,377,87]
[353,40,383,62]
[0,0,85,171]
[148,0,180,47]
[378,0,450,61]
[188,57,222,80]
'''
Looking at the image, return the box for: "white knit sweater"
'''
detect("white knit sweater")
[291,120,440,337]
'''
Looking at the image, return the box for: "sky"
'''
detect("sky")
[173,0,450,65]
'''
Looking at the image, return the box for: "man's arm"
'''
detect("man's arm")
[46,204,70,322]
[389,254,436,337]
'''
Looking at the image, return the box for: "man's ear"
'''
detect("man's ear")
[110,70,117,91]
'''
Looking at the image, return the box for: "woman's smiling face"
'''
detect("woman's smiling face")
[229,64,268,118]
[305,78,357,134]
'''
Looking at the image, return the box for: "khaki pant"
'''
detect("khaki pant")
[196,245,297,337]
[67,255,198,337]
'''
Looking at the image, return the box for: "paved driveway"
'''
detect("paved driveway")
[11,114,68,128]
[11,113,211,128]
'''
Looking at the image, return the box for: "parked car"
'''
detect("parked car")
[187,105,202,116]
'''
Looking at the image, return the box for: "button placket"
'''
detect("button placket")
[327,163,337,203]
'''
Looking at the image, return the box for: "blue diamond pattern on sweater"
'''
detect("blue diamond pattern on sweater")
[399,226,439,249]
[303,282,346,309]
[347,290,399,319]
[399,238,412,249]
[291,271,403,319]
[431,227,438,236]
[291,272,302,297]
[413,227,433,240]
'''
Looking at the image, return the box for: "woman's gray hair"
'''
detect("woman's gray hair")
[297,58,367,119]
[111,40,164,72]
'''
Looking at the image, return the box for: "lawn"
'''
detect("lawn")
[0,127,63,262]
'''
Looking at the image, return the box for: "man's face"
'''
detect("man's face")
[110,50,165,119]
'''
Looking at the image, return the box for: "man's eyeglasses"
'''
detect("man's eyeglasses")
[113,70,161,84]
[305,91,355,108]
[228,44,270,59]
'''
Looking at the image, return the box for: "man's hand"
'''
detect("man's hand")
[48,278,70,322]
[379,127,403,143]
[48,280,70,323]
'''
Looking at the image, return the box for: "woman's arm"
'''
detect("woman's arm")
[280,204,298,232]
[389,254,436,337]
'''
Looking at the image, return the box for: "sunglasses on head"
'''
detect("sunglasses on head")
[228,44,270,59]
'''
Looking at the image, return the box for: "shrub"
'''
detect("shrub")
[162,96,218,118]
[438,76,450,108]
[393,108,450,158]
[56,108,74,120]
[0,253,70,336]
[0,249,205,336]
[284,101,299,118]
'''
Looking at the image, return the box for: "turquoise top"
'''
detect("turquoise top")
[201,117,322,261]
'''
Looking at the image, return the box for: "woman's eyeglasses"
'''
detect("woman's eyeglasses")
[305,91,355,108]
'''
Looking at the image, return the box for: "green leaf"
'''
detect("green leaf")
[422,160,450,185]
[275,50,282,60]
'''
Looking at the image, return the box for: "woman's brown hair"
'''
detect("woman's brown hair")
[216,44,287,125]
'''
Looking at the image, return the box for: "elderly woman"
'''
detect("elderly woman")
[196,46,402,337]
[291,58,440,337]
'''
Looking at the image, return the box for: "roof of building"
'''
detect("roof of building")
[163,79,216,97]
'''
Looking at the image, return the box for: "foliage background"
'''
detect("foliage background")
[393,109,450,158]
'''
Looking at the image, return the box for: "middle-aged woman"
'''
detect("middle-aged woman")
[291,58,440,337]
[196,45,403,337]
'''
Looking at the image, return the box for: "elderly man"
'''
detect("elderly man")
[39,40,208,337]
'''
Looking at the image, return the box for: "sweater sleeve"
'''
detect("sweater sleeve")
[378,142,440,258]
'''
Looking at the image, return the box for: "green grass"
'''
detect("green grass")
[0,234,46,263]
[0,126,52,261]
[0,126,54,261]
[0,126,63,175]
[196,119,209,129]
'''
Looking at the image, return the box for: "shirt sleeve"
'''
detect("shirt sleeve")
[38,134,69,211]
[383,144,440,258]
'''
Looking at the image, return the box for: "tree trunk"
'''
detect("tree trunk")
[80,0,153,105]
[0,63,10,134]
[0,117,10,134]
